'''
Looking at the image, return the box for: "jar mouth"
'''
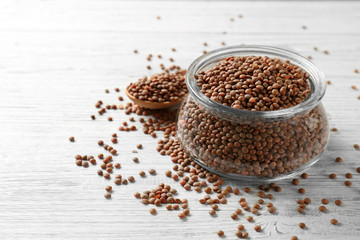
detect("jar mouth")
[186,45,326,119]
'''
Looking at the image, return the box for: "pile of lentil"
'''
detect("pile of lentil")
[196,56,312,111]
[70,51,358,239]
[177,56,329,177]
[127,67,187,103]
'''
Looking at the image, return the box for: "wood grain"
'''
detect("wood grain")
[0,0,359,239]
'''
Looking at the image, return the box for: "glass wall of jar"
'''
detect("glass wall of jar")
[176,46,329,180]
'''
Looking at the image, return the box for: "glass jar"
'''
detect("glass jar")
[176,45,329,181]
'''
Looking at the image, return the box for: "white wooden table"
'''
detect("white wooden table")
[0,1,360,239]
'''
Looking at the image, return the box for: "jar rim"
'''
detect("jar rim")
[186,45,326,119]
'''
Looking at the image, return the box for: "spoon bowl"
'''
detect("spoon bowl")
[125,88,184,109]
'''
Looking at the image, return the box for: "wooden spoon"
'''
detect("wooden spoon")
[125,88,185,109]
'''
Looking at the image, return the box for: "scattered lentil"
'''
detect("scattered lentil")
[301,173,308,179]
[319,206,327,212]
[246,216,253,222]
[344,180,352,186]
[149,208,157,215]
[335,200,342,206]
[292,179,300,185]
[321,198,329,204]
[299,222,306,229]
[329,173,336,179]
[149,169,157,175]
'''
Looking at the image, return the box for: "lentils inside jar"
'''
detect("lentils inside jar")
[177,55,329,178]
[196,56,312,111]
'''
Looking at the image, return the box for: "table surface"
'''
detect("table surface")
[1,1,360,239]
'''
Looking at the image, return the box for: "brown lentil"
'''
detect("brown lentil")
[268,206,276,214]
[335,157,343,163]
[335,200,342,206]
[105,185,112,192]
[104,193,111,199]
[149,208,157,215]
[329,173,337,179]
[319,206,327,212]
[235,208,242,215]
[254,225,261,232]
[301,173,309,179]
[183,209,190,216]
[345,173,353,179]
[69,136,75,142]
[209,209,216,215]
[304,198,311,204]
[299,204,306,209]
[128,176,135,182]
[149,169,157,175]
[292,179,300,185]
[331,219,338,225]
[321,198,329,204]
[104,172,110,179]
[244,187,251,193]
[299,222,306,229]
[344,180,352,186]
[246,216,253,222]
[298,188,306,194]
[217,230,224,237]
[235,231,242,238]
[237,224,245,231]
